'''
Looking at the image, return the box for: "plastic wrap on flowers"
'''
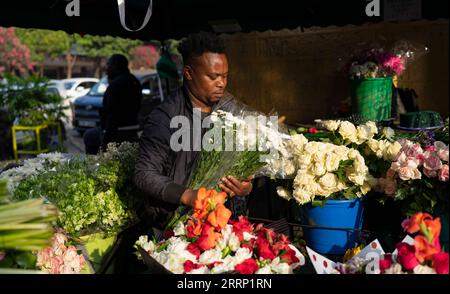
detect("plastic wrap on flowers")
[135,188,305,274]
[306,213,449,274]
[77,232,118,273]
[187,99,291,190]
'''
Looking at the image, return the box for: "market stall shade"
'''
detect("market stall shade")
[0,0,404,41]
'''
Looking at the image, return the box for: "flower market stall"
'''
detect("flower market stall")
[0,108,448,274]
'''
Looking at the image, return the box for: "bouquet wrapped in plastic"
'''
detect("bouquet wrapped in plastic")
[345,40,429,80]
[188,100,291,190]
[306,212,448,274]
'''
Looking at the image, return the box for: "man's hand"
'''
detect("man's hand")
[219,176,253,197]
[180,189,197,207]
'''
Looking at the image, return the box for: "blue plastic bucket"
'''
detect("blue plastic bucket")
[302,198,364,255]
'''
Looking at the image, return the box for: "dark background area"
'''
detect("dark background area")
[0,0,448,40]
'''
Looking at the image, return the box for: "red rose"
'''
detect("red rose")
[241,242,254,252]
[379,254,393,273]
[433,252,449,274]
[231,216,254,241]
[256,237,276,260]
[396,242,419,271]
[183,260,204,273]
[309,128,318,134]
[207,261,223,269]
[186,243,201,259]
[234,258,259,274]
[281,247,300,265]
[163,229,174,239]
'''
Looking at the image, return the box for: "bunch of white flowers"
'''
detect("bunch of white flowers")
[0,152,69,193]
[275,134,372,204]
[316,120,379,145]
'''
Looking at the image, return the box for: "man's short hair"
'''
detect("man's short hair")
[178,32,226,65]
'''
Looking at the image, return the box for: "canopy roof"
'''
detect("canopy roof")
[1,0,448,40]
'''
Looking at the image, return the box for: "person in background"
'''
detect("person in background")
[83,54,142,154]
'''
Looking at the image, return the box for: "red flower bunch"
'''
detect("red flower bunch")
[144,188,304,274]
[396,212,448,274]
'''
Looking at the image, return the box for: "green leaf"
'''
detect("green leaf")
[15,252,37,269]
[311,199,326,207]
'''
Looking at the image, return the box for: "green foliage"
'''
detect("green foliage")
[10,143,139,237]
[16,28,70,63]
[0,179,56,273]
[0,74,66,125]
[75,34,142,59]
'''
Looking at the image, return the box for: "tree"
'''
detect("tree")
[76,35,142,78]
[15,28,70,77]
[129,45,160,70]
[0,27,33,76]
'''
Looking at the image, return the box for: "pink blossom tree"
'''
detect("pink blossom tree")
[129,45,160,70]
[0,27,33,75]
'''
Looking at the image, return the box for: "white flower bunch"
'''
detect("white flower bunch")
[316,120,379,145]
[0,152,69,193]
[274,134,372,204]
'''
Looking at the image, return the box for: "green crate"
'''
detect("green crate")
[350,77,393,121]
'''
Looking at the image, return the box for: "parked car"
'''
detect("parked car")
[61,78,99,100]
[49,78,98,122]
[72,72,176,134]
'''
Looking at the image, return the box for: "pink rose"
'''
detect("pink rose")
[425,145,437,152]
[397,167,412,180]
[50,255,64,274]
[386,168,396,179]
[416,153,425,165]
[384,178,397,195]
[438,165,449,182]
[423,167,438,178]
[396,242,419,271]
[437,148,449,162]
[405,144,423,158]
[433,252,449,274]
[423,153,443,171]
[376,178,386,193]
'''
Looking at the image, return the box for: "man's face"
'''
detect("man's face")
[184,52,229,105]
